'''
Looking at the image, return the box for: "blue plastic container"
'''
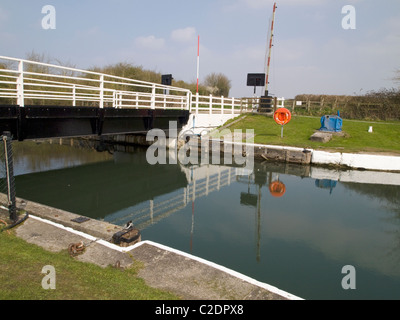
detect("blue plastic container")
[320,112,342,132]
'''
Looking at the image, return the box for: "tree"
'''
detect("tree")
[203,73,231,97]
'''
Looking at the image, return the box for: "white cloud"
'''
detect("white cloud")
[134,35,165,50]
[171,27,196,42]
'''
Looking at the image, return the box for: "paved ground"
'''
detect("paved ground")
[1,195,301,300]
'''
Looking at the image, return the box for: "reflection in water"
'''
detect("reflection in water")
[15,146,188,219]
[315,179,337,194]
[268,180,286,198]
[11,140,400,299]
[12,139,113,176]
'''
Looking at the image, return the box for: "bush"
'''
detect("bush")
[293,89,400,120]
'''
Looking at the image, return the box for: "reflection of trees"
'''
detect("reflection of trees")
[12,139,113,175]
[341,182,400,216]
[341,181,400,263]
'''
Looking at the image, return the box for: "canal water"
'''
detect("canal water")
[9,139,400,300]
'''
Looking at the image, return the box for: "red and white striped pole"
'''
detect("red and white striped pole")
[196,35,200,93]
[265,2,276,96]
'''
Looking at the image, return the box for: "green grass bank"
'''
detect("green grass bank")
[223,114,400,154]
[0,230,178,300]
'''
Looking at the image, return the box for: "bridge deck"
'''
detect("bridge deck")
[0,105,189,140]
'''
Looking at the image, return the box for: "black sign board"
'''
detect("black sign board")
[161,74,173,86]
[246,73,265,87]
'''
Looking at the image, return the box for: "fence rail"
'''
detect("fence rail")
[240,96,285,113]
[284,97,400,120]
[0,55,192,110]
[191,94,285,115]
[0,55,289,118]
[191,93,242,115]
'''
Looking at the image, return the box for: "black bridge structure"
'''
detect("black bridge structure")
[0,56,190,140]
[0,105,189,141]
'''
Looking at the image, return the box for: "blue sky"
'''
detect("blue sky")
[0,0,399,98]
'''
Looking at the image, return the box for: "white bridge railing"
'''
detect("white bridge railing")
[0,55,191,110]
[192,93,243,115]
[0,55,285,116]
[191,93,285,115]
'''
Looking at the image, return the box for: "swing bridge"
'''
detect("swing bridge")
[0,55,285,140]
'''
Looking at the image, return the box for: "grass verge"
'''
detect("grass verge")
[0,230,179,300]
[223,114,400,154]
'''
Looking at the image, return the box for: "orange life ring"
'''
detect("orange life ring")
[274,108,291,125]
[269,181,286,197]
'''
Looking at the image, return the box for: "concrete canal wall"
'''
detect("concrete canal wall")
[57,133,400,173]
[98,133,400,172]
[311,150,400,172]
[184,137,400,172]
[251,142,400,172]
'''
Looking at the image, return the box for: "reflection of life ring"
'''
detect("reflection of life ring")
[269,181,286,197]
[274,108,291,125]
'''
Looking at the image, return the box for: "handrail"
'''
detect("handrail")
[0,55,287,114]
[0,55,192,110]
[191,93,242,115]
[0,55,188,91]
[191,93,285,115]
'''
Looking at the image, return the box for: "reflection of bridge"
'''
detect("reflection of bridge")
[107,165,237,230]
[106,155,400,230]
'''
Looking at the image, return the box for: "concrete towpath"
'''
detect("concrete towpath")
[2,195,302,300]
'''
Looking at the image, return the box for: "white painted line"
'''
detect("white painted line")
[28,214,303,300]
[30,214,98,241]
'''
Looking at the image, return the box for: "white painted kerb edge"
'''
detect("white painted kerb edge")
[312,150,400,171]
[29,214,303,300]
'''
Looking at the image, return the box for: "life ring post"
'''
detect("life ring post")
[273,108,291,138]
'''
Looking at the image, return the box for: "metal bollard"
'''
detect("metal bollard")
[2,132,16,221]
